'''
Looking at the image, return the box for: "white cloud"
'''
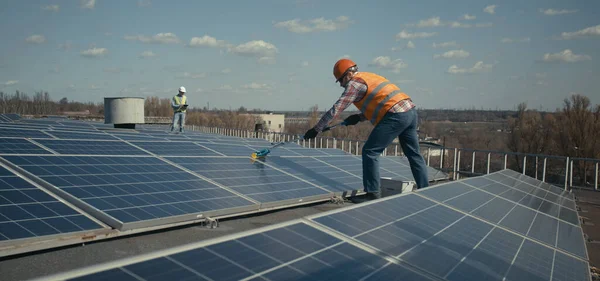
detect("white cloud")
[139,51,157,58]
[463,14,476,20]
[501,37,531,43]
[242,82,271,90]
[432,41,460,48]
[542,49,591,63]
[80,47,107,57]
[434,49,470,59]
[218,85,233,91]
[414,17,445,28]
[42,5,59,12]
[2,80,18,86]
[449,21,472,28]
[81,0,95,9]
[137,0,151,7]
[539,8,578,16]
[447,61,493,74]
[368,56,408,73]
[221,68,232,74]
[559,25,600,40]
[188,35,228,48]
[258,56,277,65]
[406,17,491,29]
[391,41,416,51]
[274,16,353,33]
[124,33,181,44]
[228,40,278,63]
[25,35,46,44]
[90,84,101,90]
[484,5,498,14]
[177,72,206,79]
[395,30,437,40]
[301,61,309,67]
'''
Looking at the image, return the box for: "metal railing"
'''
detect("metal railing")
[185,125,600,192]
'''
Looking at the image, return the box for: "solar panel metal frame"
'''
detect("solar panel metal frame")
[0,161,114,258]
[0,155,261,231]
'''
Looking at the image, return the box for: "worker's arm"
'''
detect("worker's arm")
[171,98,180,110]
[313,80,367,132]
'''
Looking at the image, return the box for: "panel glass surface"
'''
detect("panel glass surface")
[0,166,105,241]
[2,156,254,227]
[0,128,51,138]
[45,131,118,140]
[35,139,149,155]
[130,141,221,156]
[0,138,51,154]
[196,143,255,156]
[167,157,331,203]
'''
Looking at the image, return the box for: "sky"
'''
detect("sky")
[0,0,599,112]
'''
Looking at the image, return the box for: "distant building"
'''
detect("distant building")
[248,112,285,133]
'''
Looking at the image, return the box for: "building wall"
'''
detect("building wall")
[255,113,285,133]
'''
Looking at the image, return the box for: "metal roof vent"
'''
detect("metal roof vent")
[104,97,145,129]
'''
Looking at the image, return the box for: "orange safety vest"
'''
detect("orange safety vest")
[352,72,411,125]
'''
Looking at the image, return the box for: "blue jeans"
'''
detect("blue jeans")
[362,108,429,193]
[171,112,186,132]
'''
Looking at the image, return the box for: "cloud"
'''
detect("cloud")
[405,17,491,29]
[177,72,206,79]
[463,14,476,20]
[228,40,278,63]
[484,5,498,14]
[434,49,470,59]
[90,84,101,90]
[221,68,232,74]
[368,56,408,73]
[413,17,445,28]
[139,51,157,58]
[274,16,353,33]
[539,8,578,16]
[391,41,416,51]
[541,49,591,63]
[242,82,271,90]
[188,35,228,48]
[258,57,277,65]
[124,33,181,44]
[80,47,107,57]
[501,37,531,43]
[25,35,46,44]
[301,61,309,67]
[395,30,437,40]
[81,0,95,9]
[558,25,600,40]
[432,41,460,48]
[137,0,151,7]
[42,5,59,12]
[447,61,493,74]
[2,80,18,86]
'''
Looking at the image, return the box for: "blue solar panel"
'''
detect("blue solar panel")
[166,157,331,203]
[111,134,165,141]
[1,156,256,230]
[309,192,590,281]
[267,156,363,193]
[0,128,51,138]
[380,156,449,181]
[0,165,105,242]
[49,222,435,281]
[0,138,51,154]
[45,130,118,140]
[130,141,221,156]
[195,143,255,156]
[34,139,149,155]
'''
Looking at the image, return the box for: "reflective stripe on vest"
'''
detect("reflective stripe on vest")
[173,95,187,112]
[352,72,411,125]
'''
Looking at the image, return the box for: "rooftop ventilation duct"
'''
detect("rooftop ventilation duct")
[104,97,145,129]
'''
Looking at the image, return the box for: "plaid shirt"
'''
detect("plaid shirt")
[314,76,415,132]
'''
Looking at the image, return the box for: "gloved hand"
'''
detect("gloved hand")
[344,114,362,126]
[303,128,318,140]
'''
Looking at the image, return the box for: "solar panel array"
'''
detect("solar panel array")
[41,170,590,281]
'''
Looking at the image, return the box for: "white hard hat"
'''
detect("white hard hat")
[178,86,186,93]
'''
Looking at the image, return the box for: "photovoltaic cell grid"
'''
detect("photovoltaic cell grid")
[1,156,255,229]
[380,156,449,181]
[130,141,221,156]
[52,222,437,281]
[311,192,590,281]
[0,138,51,154]
[0,165,105,242]
[0,128,52,139]
[166,157,332,203]
[35,139,149,155]
[44,130,118,140]
[267,156,363,193]
[196,143,256,156]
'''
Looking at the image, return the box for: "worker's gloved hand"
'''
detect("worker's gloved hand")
[344,114,362,126]
[303,128,318,140]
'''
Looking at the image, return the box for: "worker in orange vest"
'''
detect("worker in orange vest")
[304,58,429,203]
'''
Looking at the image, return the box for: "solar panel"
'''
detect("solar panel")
[309,191,590,281]
[0,165,107,243]
[44,130,118,140]
[111,133,165,141]
[1,155,257,230]
[166,157,332,205]
[41,221,436,281]
[267,156,363,193]
[34,139,149,155]
[196,143,255,156]
[380,156,449,181]
[0,128,52,139]
[315,148,351,155]
[130,141,222,156]
[0,115,11,122]
[0,138,52,154]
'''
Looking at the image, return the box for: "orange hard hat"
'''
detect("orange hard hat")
[333,58,357,82]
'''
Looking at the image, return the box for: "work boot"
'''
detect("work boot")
[350,192,382,204]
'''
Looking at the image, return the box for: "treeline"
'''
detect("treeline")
[0,91,103,115]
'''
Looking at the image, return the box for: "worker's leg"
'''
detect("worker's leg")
[171,113,179,132]
[362,112,409,195]
[398,108,429,189]
[179,112,186,133]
